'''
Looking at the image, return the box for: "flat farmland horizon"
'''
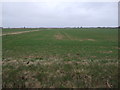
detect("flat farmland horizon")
[2,28,118,88]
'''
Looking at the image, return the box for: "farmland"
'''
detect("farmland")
[2,28,118,88]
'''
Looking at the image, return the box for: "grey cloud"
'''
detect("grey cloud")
[2,2,118,28]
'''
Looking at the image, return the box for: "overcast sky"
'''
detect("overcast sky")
[2,2,118,28]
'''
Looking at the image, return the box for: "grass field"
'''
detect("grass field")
[2,28,118,88]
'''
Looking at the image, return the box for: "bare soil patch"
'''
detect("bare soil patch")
[74,38,96,42]
[86,39,96,41]
[100,51,113,54]
[54,34,64,40]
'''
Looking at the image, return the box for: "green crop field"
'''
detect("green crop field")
[2,28,118,88]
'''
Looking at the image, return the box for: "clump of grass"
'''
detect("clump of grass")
[2,57,118,88]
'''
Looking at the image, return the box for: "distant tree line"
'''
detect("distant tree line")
[2,26,119,29]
